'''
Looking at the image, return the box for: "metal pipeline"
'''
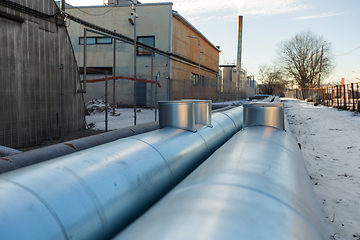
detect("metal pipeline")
[114,102,328,240]
[0,121,159,174]
[0,106,243,240]
[0,145,22,157]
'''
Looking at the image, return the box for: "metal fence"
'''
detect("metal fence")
[85,72,256,108]
[285,82,360,111]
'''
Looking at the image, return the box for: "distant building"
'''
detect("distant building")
[66,1,220,106]
[0,0,85,148]
[218,64,254,100]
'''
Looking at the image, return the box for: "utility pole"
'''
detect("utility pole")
[131,1,138,125]
[113,30,116,116]
[318,41,325,88]
[61,0,65,11]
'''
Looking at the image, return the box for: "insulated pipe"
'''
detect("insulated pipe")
[0,107,243,240]
[0,122,160,174]
[0,145,22,157]
[114,127,328,240]
[114,98,328,240]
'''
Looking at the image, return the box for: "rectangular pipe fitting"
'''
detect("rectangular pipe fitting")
[158,101,196,132]
[181,100,212,127]
[243,102,284,130]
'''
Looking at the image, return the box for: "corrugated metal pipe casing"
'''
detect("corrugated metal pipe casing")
[114,126,329,240]
[0,106,243,240]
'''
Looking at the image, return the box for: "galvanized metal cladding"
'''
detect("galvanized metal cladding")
[114,97,328,240]
[0,103,244,240]
[0,122,160,174]
[158,100,212,132]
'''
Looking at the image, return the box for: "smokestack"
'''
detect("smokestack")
[237,16,243,70]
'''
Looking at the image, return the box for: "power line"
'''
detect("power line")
[66,2,116,16]
[333,46,360,56]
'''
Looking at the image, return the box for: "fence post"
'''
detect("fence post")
[352,83,355,111]
[204,79,206,100]
[105,71,108,132]
[183,79,185,99]
[150,52,154,110]
[215,78,217,103]
[190,77,193,99]
[113,30,116,116]
[336,85,339,108]
[357,83,360,112]
[155,72,159,121]
[170,78,173,100]
[60,64,64,142]
[344,85,347,109]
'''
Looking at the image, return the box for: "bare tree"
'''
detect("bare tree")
[258,64,285,95]
[276,31,334,98]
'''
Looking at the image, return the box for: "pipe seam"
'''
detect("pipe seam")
[1,178,69,240]
[129,138,175,186]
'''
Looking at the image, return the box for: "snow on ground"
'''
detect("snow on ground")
[86,107,158,131]
[283,98,360,240]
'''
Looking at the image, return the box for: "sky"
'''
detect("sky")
[66,0,360,83]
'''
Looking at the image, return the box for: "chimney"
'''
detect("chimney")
[237,16,243,70]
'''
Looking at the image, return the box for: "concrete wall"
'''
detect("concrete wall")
[0,0,85,148]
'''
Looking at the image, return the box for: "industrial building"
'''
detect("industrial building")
[0,0,85,149]
[65,0,254,106]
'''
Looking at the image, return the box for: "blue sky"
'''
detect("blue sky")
[66,0,360,82]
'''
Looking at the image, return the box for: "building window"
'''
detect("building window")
[79,37,112,45]
[191,73,204,86]
[137,36,155,56]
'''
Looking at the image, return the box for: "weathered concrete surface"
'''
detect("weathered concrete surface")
[0,0,85,148]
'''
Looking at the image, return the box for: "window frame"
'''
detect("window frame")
[137,35,155,56]
[79,37,113,45]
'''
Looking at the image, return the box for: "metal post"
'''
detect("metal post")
[344,85,347,109]
[198,40,200,99]
[358,83,360,112]
[190,77,193,99]
[60,64,64,142]
[215,76,217,103]
[83,29,87,93]
[337,85,339,108]
[113,30,116,116]
[318,41,325,88]
[352,83,355,111]
[155,72,159,121]
[198,78,200,99]
[170,78,172,100]
[150,52,154,110]
[204,76,206,100]
[183,79,185,99]
[133,3,137,125]
[105,71,108,132]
